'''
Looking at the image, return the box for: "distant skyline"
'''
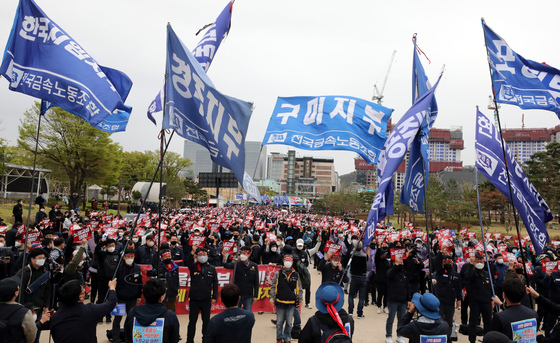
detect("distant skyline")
[1,0,559,177]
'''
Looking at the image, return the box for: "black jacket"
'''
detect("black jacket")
[95,240,120,281]
[299,310,354,343]
[464,264,493,304]
[317,258,348,285]
[396,312,451,343]
[434,266,462,305]
[224,260,260,298]
[136,245,159,266]
[125,302,180,343]
[115,262,143,301]
[387,264,411,303]
[185,253,218,301]
[158,261,180,301]
[206,307,255,343]
[50,289,117,343]
[535,294,560,343]
[15,264,51,309]
[488,304,538,340]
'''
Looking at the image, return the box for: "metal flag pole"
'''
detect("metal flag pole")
[421,156,434,293]
[475,167,498,303]
[481,19,531,286]
[232,144,263,284]
[19,101,44,302]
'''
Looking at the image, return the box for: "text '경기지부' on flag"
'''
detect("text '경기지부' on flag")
[0,0,132,127]
[475,109,551,255]
[483,19,560,118]
[163,24,260,202]
[262,96,393,164]
[364,77,441,248]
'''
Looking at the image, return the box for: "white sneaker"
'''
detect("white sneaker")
[385,337,393,343]
[305,304,313,309]
[396,336,405,343]
[377,307,382,314]
[384,307,389,314]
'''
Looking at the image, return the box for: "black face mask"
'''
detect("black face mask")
[444,264,453,271]
[163,258,172,265]
[62,233,69,239]
[171,241,177,245]
[515,268,523,274]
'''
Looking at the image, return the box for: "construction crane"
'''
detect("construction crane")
[372,50,396,105]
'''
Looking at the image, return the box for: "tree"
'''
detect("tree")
[18,102,123,208]
[132,190,142,203]
[100,185,118,200]
[0,138,7,174]
[525,142,560,217]
[120,151,157,191]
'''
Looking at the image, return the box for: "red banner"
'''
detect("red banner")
[139,264,281,314]
[390,248,407,261]
[0,226,8,235]
[463,247,476,261]
[325,241,342,256]
[71,226,92,243]
[27,231,42,245]
[189,234,206,247]
[544,261,559,273]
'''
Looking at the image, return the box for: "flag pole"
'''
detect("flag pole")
[481,18,531,285]
[421,156,434,292]
[475,167,498,303]
[19,101,44,302]
[232,144,264,284]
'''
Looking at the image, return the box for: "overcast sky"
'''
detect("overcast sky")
[1,0,559,177]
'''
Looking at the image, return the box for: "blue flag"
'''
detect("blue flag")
[364,77,441,247]
[475,109,551,255]
[483,19,560,118]
[263,96,393,164]
[163,24,260,203]
[400,40,439,213]
[147,1,232,125]
[0,0,132,127]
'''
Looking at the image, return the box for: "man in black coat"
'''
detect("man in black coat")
[464,252,494,343]
[12,199,23,224]
[50,278,117,343]
[385,257,411,343]
[223,247,259,311]
[433,252,462,331]
[397,292,451,343]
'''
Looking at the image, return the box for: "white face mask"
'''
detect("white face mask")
[146,242,154,248]
[197,255,208,264]
[33,314,37,321]
[284,261,292,269]
[125,258,134,265]
[475,263,485,270]
[496,258,504,264]
[0,243,4,248]
[271,247,277,253]
[132,238,139,243]
[240,254,248,262]
[107,247,115,253]
[338,234,344,239]
[35,258,46,267]
[296,244,304,250]
[15,242,22,248]
[352,240,359,246]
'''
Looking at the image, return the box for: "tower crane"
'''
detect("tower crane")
[372,50,396,105]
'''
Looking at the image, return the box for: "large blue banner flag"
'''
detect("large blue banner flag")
[475,109,552,255]
[483,19,560,118]
[364,77,441,247]
[147,1,232,125]
[0,0,132,127]
[163,24,260,202]
[400,39,439,213]
[262,96,393,164]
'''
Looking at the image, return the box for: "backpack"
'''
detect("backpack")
[295,260,311,289]
[310,316,352,343]
[0,304,25,343]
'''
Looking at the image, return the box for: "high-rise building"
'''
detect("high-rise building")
[501,125,560,163]
[267,150,338,198]
[183,140,267,180]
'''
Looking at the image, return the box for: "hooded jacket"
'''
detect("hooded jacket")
[124,302,180,343]
[299,309,354,343]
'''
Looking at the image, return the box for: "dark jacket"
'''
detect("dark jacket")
[270,268,302,306]
[95,241,120,281]
[375,250,390,283]
[317,258,348,285]
[115,262,143,301]
[535,294,560,343]
[299,310,354,343]
[136,244,159,266]
[434,266,462,305]
[396,311,451,343]
[488,304,538,340]
[158,261,180,301]
[0,302,36,343]
[464,264,493,304]
[224,260,260,298]
[387,264,411,303]
[206,307,255,343]
[125,302,180,343]
[50,289,117,343]
[15,264,51,309]
[185,253,218,301]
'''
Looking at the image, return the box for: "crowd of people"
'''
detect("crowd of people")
[1,199,559,343]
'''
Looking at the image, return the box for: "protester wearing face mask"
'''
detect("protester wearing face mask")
[318,250,349,284]
[0,235,12,279]
[137,235,159,266]
[433,253,461,332]
[157,250,180,312]
[270,255,303,343]
[111,248,142,343]
[464,252,493,343]
[168,235,184,266]
[375,244,391,314]
[16,247,52,317]
[222,247,260,311]
[263,240,283,265]
[293,238,320,309]
[185,247,218,343]
[94,237,120,324]
[493,253,509,302]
